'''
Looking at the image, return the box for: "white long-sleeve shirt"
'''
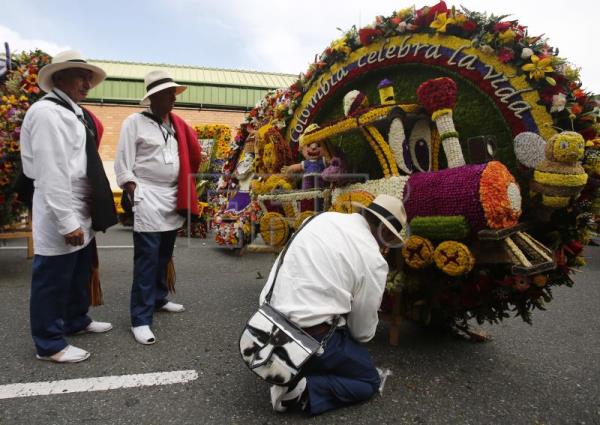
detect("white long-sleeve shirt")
[114,112,184,232]
[259,212,388,343]
[20,89,93,256]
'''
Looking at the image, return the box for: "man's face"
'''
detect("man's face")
[54,68,93,103]
[150,87,177,114]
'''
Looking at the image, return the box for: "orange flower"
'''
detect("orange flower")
[479,161,521,229]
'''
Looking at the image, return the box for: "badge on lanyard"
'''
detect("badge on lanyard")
[159,124,175,164]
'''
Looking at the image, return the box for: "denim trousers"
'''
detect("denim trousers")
[130,230,177,326]
[30,242,93,356]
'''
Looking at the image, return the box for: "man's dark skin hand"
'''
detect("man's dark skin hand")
[64,227,84,246]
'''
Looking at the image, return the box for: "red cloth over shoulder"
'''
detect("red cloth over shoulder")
[170,113,201,218]
[82,107,104,148]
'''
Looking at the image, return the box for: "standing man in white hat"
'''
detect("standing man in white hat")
[20,50,117,363]
[114,70,200,345]
[255,194,406,415]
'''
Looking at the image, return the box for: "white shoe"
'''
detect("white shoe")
[131,325,156,345]
[85,321,113,333]
[159,301,185,313]
[270,377,307,413]
[36,345,90,363]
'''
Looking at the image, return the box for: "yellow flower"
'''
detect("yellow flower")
[330,38,351,56]
[452,13,467,24]
[430,13,454,33]
[498,29,516,44]
[396,7,412,20]
[522,55,554,80]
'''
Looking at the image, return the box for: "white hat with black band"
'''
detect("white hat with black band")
[37,50,106,93]
[140,70,187,106]
[355,194,407,242]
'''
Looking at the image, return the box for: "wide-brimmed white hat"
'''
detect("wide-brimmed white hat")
[37,50,106,93]
[355,194,407,242]
[140,70,187,106]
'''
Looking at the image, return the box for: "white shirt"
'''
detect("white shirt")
[114,111,184,232]
[20,89,93,256]
[259,212,388,343]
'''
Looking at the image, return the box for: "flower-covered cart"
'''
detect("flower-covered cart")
[217,2,598,340]
[0,49,50,257]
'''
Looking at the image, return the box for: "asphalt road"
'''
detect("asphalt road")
[0,226,598,425]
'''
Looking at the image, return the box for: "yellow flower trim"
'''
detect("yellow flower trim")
[293,211,315,229]
[259,212,289,247]
[301,104,421,147]
[288,33,556,144]
[533,170,589,187]
[541,194,570,208]
[363,126,400,176]
[402,235,435,269]
[330,190,374,214]
[431,108,452,121]
[433,241,475,276]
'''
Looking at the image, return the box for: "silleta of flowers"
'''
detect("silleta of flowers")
[0,50,50,227]
[217,2,599,327]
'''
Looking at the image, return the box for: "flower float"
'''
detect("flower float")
[216,2,598,327]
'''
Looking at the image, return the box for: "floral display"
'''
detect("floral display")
[216,2,598,326]
[0,50,50,227]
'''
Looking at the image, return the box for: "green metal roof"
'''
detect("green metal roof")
[86,59,297,110]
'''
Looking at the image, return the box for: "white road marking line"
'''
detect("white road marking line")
[0,369,198,400]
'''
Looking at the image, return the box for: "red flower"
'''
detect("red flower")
[493,21,512,33]
[414,1,448,28]
[580,127,597,141]
[497,48,514,63]
[416,77,458,113]
[390,16,402,25]
[564,240,584,256]
[358,27,380,46]
[462,20,477,33]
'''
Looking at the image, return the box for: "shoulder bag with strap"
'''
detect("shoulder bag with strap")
[239,214,339,386]
[45,93,118,232]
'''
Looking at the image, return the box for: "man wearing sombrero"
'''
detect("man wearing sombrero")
[20,50,117,363]
[258,194,407,415]
[115,70,200,345]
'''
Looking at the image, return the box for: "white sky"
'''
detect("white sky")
[1,0,599,92]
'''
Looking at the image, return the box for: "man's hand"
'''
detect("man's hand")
[124,181,136,203]
[64,227,84,246]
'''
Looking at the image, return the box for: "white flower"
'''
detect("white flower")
[550,93,567,113]
[397,22,407,33]
[480,44,494,55]
[521,48,534,59]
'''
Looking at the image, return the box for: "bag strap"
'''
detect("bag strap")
[264,213,319,304]
[45,93,97,138]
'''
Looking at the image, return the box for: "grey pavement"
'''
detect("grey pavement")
[0,226,599,425]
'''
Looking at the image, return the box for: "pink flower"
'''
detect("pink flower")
[493,21,512,33]
[498,48,515,63]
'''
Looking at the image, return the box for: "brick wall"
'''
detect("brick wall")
[84,103,246,161]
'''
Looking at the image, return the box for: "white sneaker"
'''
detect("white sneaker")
[159,301,185,313]
[36,345,90,363]
[131,325,156,345]
[270,377,307,413]
[85,321,113,333]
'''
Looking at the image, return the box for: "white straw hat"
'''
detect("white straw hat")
[140,70,187,106]
[37,50,106,93]
[354,194,407,242]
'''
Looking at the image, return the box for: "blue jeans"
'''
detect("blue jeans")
[130,230,177,327]
[30,242,93,356]
[303,328,381,415]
